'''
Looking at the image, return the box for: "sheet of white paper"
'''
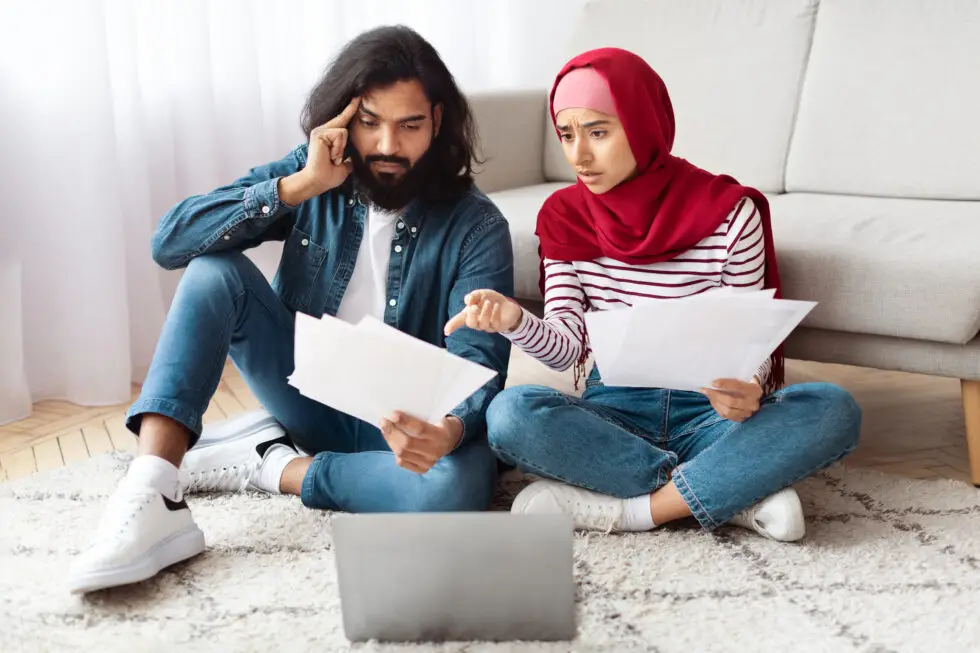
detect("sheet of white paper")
[289,313,497,426]
[354,315,497,422]
[290,313,410,426]
[577,306,632,376]
[584,296,815,392]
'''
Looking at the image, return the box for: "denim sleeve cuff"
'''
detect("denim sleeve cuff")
[242,178,284,218]
[447,408,476,450]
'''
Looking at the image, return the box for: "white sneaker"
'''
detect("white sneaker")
[194,408,280,447]
[68,478,205,594]
[727,487,806,542]
[511,480,625,532]
[181,412,295,494]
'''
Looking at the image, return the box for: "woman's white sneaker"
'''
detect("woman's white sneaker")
[511,480,625,532]
[67,478,205,594]
[727,487,806,542]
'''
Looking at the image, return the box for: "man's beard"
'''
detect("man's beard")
[349,148,433,211]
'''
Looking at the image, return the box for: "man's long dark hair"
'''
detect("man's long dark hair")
[300,26,481,205]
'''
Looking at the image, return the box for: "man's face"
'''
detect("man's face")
[348,79,443,210]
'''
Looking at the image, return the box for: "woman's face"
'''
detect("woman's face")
[555,107,638,194]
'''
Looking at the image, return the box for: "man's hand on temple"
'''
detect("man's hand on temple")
[278,97,361,205]
[380,413,463,474]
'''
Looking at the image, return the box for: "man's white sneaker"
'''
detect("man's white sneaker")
[727,487,806,542]
[511,480,625,532]
[193,408,280,447]
[180,413,298,494]
[67,478,205,594]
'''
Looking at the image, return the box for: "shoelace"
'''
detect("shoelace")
[573,498,621,533]
[184,462,257,493]
[90,485,157,544]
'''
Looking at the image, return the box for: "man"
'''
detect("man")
[68,26,514,594]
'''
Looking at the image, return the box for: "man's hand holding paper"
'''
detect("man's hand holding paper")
[288,312,496,472]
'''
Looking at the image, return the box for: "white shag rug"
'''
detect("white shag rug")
[2,452,979,653]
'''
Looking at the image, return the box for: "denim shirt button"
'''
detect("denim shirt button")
[410,226,417,234]
[301,238,309,246]
[388,298,397,307]
[223,235,231,241]
[348,199,355,206]
[261,205,270,214]
[394,245,403,253]
[397,221,405,229]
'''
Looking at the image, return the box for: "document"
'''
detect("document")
[288,313,498,426]
[584,290,815,392]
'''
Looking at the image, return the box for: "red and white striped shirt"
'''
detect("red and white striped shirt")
[506,197,772,383]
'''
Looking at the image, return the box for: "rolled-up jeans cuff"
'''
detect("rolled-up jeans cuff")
[126,398,203,449]
[672,465,721,531]
[300,452,337,510]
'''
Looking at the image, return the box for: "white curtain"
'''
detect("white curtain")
[0,0,583,424]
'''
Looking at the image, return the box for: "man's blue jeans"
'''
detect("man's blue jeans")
[127,252,496,512]
[487,374,861,530]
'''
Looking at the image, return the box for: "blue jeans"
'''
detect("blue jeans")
[127,252,497,512]
[486,372,861,530]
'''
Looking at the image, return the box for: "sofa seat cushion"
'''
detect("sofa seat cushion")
[770,193,980,344]
[488,183,571,301]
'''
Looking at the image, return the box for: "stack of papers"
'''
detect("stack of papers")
[584,289,816,392]
[288,313,498,427]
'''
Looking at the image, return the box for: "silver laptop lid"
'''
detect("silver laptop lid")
[333,512,576,643]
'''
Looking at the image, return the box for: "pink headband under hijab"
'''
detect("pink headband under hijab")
[551,66,618,118]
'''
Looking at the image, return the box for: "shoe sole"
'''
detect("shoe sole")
[67,524,206,595]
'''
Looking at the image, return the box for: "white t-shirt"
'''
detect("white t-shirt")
[335,204,401,324]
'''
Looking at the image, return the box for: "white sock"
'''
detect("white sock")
[127,454,180,500]
[621,495,656,532]
[252,444,302,494]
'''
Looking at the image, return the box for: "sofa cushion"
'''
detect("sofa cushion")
[785,0,980,199]
[487,183,570,301]
[543,0,819,193]
[770,193,980,344]
[469,91,548,194]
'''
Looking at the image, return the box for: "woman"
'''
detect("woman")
[444,48,861,541]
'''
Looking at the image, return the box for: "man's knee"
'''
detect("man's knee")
[183,251,250,286]
[411,443,497,512]
[168,253,260,314]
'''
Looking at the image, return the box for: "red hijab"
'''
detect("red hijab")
[537,48,784,393]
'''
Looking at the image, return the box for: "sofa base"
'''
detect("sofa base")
[963,380,980,487]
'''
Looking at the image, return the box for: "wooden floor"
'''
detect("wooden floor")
[0,361,260,483]
[0,357,975,486]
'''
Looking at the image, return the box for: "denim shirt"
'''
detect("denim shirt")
[150,144,514,446]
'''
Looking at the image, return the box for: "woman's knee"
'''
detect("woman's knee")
[795,382,863,454]
[486,385,561,454]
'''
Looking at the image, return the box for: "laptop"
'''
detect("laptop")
[332,512,577,643]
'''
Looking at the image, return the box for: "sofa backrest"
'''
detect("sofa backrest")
[542,0,820,194]
[785,0,980,200]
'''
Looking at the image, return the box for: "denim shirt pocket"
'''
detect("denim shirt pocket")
[273,226,327,314]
